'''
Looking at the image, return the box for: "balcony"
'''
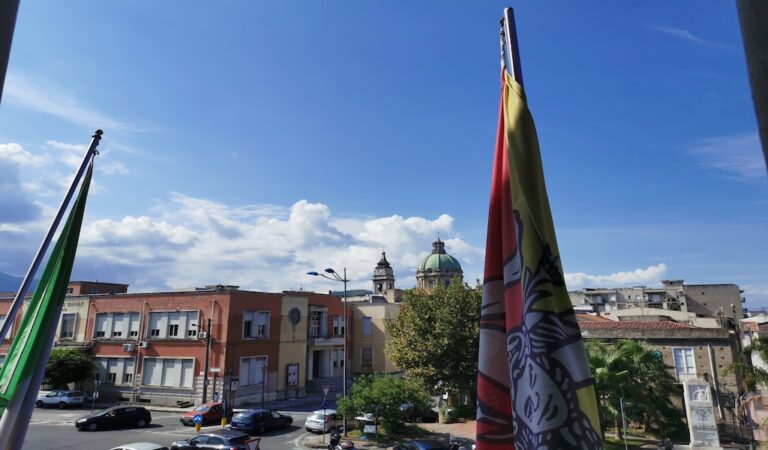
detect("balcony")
[308,334,344,346]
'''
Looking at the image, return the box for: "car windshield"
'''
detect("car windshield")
[233,412,251,420]
[193,405,210,412]
[308,413,325,421]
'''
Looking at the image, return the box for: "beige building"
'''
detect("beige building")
[570,280,744,320]
[350,302,400,375]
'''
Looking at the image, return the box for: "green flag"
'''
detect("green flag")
[0,163,93,425]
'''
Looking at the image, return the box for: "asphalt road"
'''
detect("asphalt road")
[23,406,315,450]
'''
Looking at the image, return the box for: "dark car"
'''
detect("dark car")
[170,429,251,450]
[393,439,451,450]
[75,406,152,431]
[180,402,223,426]
[400,403,439,423]
[229,408,293,434]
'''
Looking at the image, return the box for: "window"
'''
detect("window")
[673,348,696,379]
[94,312,141,340]
[333,349,345,368]
[94,358,135,386]
[142,358,194,388]
[362,347,372,368]
[147,311,199,339]
[332,316,345,336]
[239,356,267,386]
[309,311,322,337]
[59,313,76,339]
[362,317,372,336]
[243,311,269,339]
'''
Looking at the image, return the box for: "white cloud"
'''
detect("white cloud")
[565,263,668,289]
[4,73,139,132]
[649,26,730,51]
[0,143,48,167]
[689,133,766,180]
[100,161,129,175]
[73,197,482,293]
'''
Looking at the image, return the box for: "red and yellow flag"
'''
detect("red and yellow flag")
[476,72,602,449]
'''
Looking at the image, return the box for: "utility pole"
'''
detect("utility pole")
[201,318,212,403]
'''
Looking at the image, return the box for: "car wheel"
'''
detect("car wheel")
[57,402,67,409]
[87,423,98,431]
[35,400,43,408]
[137,419,147,428]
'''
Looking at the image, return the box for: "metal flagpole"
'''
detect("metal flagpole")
[500,7,524,88]
[0,0,20,104]
[0,302,64,449]
[0,130,102,344]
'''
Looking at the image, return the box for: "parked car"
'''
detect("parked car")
[393,439,451,450]
[109,443,169,450]
[305,409,344,433]
[180,402,223,426]
[229,408,293,434]
[35,390,84,408]
[75,406,152,431]
[400,403,439,423]
[170,429,251,450]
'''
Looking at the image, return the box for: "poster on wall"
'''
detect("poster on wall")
[287,364,299,387]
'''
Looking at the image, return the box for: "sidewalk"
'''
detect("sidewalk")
[300,420,477,450]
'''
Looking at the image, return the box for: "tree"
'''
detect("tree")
[43,348,94,389]
[385,279,481,398]
[586,339,685,439]
[725,337,768,392]
[336,374,430,438]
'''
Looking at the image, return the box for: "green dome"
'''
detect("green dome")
[417,239,462,273]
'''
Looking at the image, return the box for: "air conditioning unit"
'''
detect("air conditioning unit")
[138,341,149,349]
[198,331,207,339]
[122,343,135,352]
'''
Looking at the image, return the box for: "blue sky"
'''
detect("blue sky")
[1,1,766,307]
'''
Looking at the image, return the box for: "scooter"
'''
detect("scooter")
[328,431,356,450]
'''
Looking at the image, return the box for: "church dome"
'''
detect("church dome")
[417,239,462,274]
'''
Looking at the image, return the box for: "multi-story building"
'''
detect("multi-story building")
[577,313,744,425]
[570,280,745,320]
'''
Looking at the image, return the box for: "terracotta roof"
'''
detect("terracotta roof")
[578,320,697,330]
[741,321,760,332]
[575,313,613,322]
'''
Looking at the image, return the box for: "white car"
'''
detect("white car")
[35,390,84,408]
[305,409,344,433]
[110,444,169,450]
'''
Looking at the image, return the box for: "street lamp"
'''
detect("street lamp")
[307,267,348,436]
[200,318,213,404]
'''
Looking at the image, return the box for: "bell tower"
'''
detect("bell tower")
[372,251,395,295]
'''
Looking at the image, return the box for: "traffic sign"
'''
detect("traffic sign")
[322,399,329,409]
[193,414,204,425]
[322,386,331,398]
[245,437,261,450]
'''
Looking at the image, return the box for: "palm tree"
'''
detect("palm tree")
[586,339,685,439]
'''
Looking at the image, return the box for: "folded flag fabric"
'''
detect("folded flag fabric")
[476,72,602,450]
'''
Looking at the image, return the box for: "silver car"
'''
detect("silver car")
[35,390,84,408]
[305,409,344,433]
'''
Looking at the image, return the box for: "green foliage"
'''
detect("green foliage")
[586,339,685,439]
[725,337,768,392]
[336,374,431,436]
[384,279,481,395]
[43,348,94,389]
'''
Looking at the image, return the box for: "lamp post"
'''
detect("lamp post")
[307,267,348,436]
[201,318,212,404]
